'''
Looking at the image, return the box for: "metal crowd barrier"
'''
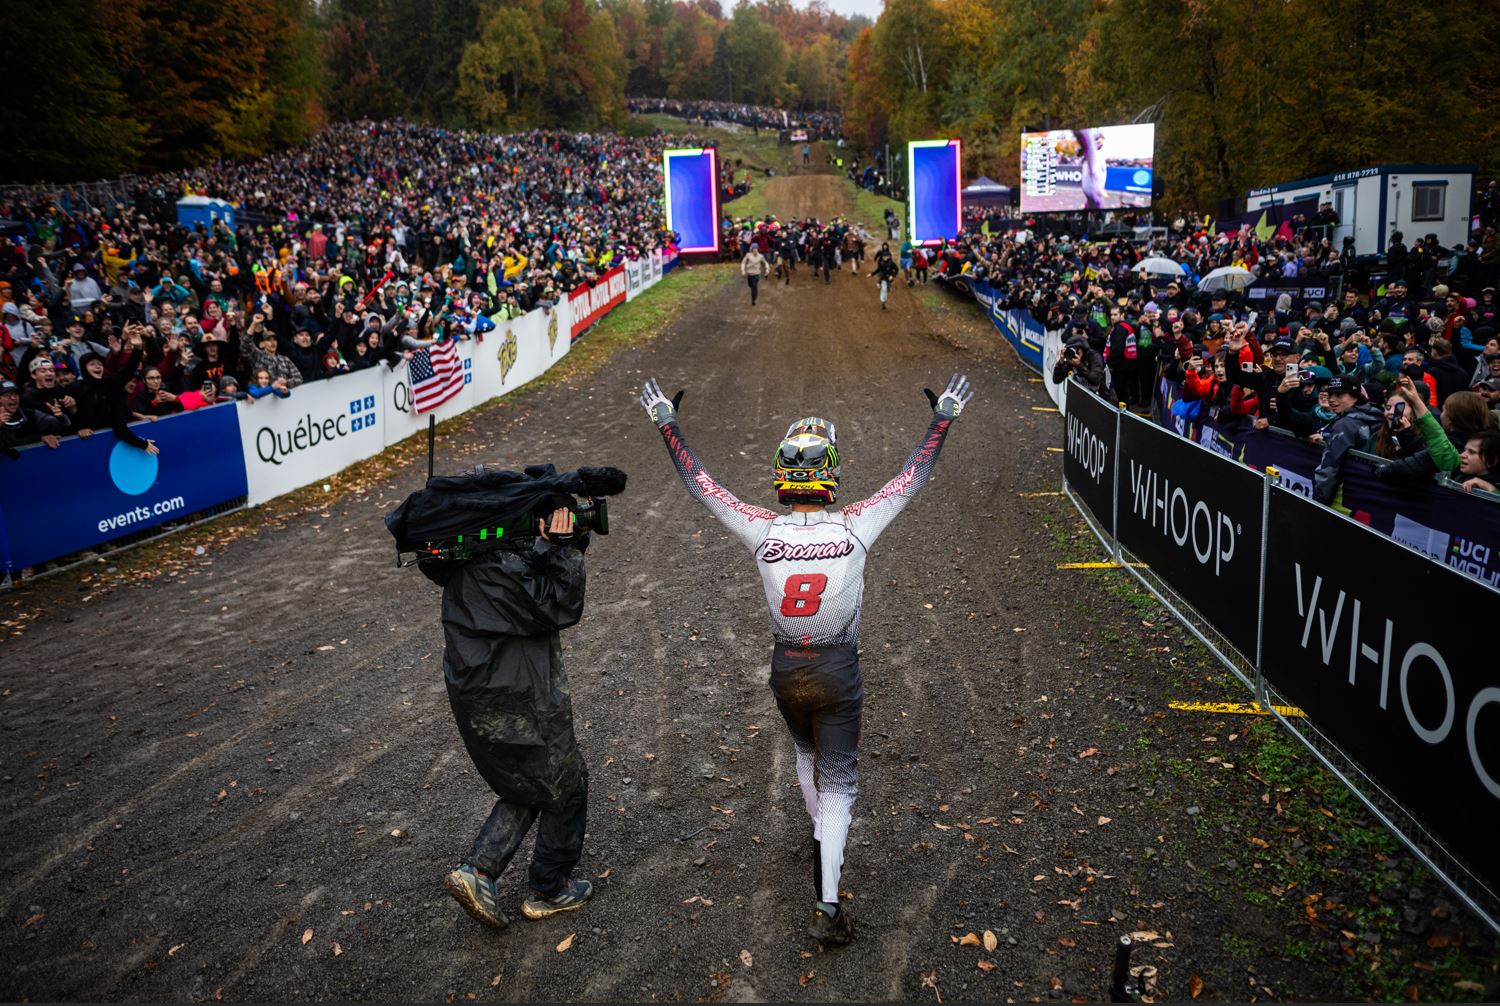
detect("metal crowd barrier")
[1060,378,1500,936]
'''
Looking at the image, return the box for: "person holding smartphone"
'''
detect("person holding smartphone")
[176,379,221,411]
[1370,377,1461,485]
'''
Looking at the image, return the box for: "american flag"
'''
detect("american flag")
[411,339,465,413]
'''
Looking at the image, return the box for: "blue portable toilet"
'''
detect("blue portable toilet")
[176,196,236,231]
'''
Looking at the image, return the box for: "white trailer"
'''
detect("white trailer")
[1246,163,1474,256]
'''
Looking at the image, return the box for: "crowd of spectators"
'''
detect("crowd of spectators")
[934,210,1500,503]
[0,121,688,460]
[628,98,841,140]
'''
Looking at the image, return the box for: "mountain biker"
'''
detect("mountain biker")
[639,373,974,946]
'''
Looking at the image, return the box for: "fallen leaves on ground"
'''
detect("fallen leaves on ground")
[920,969,941,1002]
[556,933,575,953]
[958,932,981,947]
[331,942,342,956]
[739,949,753,968]
[300,928,313,945]
[20,913,44,929]
[976,959,995,972]
[167,943,185,956]
[490,974,502,987]
[1078,747,1100,759]
[983,930,998,951]
[1189,973,1204,999]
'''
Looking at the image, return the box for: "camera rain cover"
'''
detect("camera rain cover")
[385,463,627,555]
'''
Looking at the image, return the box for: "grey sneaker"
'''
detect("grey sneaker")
[443,864,509,929]
[809,906,855,946]
[521,878,593,919]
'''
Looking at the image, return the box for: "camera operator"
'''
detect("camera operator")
[1053,332,1105,392]
[438,503,594,930]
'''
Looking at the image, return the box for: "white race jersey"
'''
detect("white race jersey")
[657,416,952,646]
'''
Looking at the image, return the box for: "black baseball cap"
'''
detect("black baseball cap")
[1327,374,1362,397]
[0,379,18,394]
[1269,339,1296,354]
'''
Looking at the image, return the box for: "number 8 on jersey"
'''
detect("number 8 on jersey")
[780,573,828,617]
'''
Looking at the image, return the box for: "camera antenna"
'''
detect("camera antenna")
[427,414,436,484]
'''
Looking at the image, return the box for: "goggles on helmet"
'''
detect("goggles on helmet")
[773,417,840,505]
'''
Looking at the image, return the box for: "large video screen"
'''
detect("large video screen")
[662,147,720,254]
[907,139,961,245]
[1019,124,1155,213]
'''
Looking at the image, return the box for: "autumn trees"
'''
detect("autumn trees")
[7,0,867,182]
[4,0,322,181]
[842,0,1500,212]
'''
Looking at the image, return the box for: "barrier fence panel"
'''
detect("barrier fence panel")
[1058,377,1500,932]
[1062,379,1117,539]
[0,406,248,572]
[1154,373,1500,588]
[238,366,385,506]
[568,265,628,340]
[1261,486,1500,921]
[1115,412,1264,662]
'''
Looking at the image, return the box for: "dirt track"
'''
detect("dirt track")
[1,172,1489,1003]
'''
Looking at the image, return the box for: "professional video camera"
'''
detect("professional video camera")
[385,418,627,578]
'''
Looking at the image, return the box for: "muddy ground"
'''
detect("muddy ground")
[2,169,1495,1003]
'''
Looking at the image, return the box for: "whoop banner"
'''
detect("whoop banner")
[663,147,720,254]
[1262,487,1500,882]
[908,139,961,246]
[1062,380,1116,535]
[1115,411,1263,658]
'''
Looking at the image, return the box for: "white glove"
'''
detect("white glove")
[639,378,684,427]
[924,373,974,419]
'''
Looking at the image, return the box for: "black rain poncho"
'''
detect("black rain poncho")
[442,538,587,804]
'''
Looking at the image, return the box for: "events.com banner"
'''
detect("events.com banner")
[0,406,248,571]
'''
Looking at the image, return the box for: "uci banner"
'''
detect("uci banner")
[0,406,248,572]
[1262,486,1500,891]
[1062,380,1117,536]
[1115,411,1265,658]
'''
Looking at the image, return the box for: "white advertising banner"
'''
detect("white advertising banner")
[468,304,572,403]
[625,257,646,301]
[1040,328,1068,415]
[235,297,581,505]
[649,249,663,284]
[237,365,386,506]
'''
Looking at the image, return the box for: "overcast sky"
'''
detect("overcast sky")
[797,0,881,24]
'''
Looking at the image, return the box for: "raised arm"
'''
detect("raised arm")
[640,378,776,551]
[842,374,972,543]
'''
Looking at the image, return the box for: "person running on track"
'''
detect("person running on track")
[638,373,974,946]
[871,242,896,305]
[871,249,899,310]
[898,236,915,286]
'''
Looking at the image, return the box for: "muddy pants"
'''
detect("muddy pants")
[770,643,862,904]
[449,688,589,898]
